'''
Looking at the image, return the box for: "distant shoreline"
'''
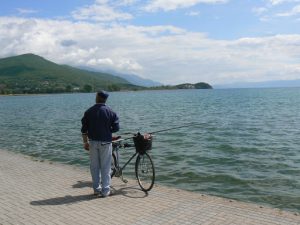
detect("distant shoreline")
[0,88,214,97]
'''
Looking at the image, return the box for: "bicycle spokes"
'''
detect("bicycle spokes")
[135,153,155,192]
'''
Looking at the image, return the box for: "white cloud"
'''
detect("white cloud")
[267,0,300,5]
[253,1,300,22]
[16,8,38,15]
[95,0,109,3]
[0,16,300,85]
[88,58,113,66]
[117,0,138,6]
[186,11,201,16]
[72,1,133,21]
[276,4,300,16]
[268,0,287,5]
[144,0,228,12]
[252,7,268,15]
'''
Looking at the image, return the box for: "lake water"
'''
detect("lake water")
[0,88,299,212]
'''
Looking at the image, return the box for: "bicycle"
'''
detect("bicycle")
[110,132,155,192]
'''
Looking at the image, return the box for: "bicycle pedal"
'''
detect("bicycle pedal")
[115,169,122,177]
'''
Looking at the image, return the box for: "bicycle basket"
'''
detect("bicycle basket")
[133,133,152,154]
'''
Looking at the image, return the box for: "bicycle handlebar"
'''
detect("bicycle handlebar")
[112,136,134,149]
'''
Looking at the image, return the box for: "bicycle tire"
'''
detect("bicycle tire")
[111,152,117,178]
[135,152,155,192]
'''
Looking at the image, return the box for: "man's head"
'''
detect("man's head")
[96,90,109,103]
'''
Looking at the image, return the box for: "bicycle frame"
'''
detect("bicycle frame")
[111,136,155,192]
[114,144,137,173]
[111,139,136,182]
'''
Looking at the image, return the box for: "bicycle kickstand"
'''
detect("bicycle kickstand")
[115,168,128,183]
[120,172,128,183]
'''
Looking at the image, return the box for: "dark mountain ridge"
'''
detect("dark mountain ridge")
[0,53,140,94]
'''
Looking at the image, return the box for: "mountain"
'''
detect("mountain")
[176,82,213,89]
[0,54,141,94]
[148,82,213,90]
[215,79,300,89]
[111,72,162,87]
[79,66,162,87]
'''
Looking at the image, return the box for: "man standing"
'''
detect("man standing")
[81,91,119,197]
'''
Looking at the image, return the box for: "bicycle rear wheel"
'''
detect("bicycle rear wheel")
[135,152,155,192]
[111,152,117,178]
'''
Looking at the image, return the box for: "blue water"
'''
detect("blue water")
[0,88,299,212]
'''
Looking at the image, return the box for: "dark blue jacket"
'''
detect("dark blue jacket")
[81,103,119,142]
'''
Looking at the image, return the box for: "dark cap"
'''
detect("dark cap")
[97,90,109,100]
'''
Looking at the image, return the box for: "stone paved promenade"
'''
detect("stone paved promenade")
[0,150,299,225]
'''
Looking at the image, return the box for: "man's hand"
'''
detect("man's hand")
[82,134,89,151]
[83,142,89,151]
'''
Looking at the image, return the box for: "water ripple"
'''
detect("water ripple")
[0,89,300,212]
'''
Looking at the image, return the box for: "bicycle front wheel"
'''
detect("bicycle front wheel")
[135,152,155,192]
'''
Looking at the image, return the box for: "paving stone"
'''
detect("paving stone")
[0,150,299,225]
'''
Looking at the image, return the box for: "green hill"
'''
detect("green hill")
[0,53,140,94]
[176,82,212,89]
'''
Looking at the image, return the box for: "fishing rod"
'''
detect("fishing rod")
[120,123,200,140]
[148,123,198,135]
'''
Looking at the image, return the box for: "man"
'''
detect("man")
[81,90,119,197]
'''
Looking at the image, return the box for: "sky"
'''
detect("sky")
[0,0,300,85]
